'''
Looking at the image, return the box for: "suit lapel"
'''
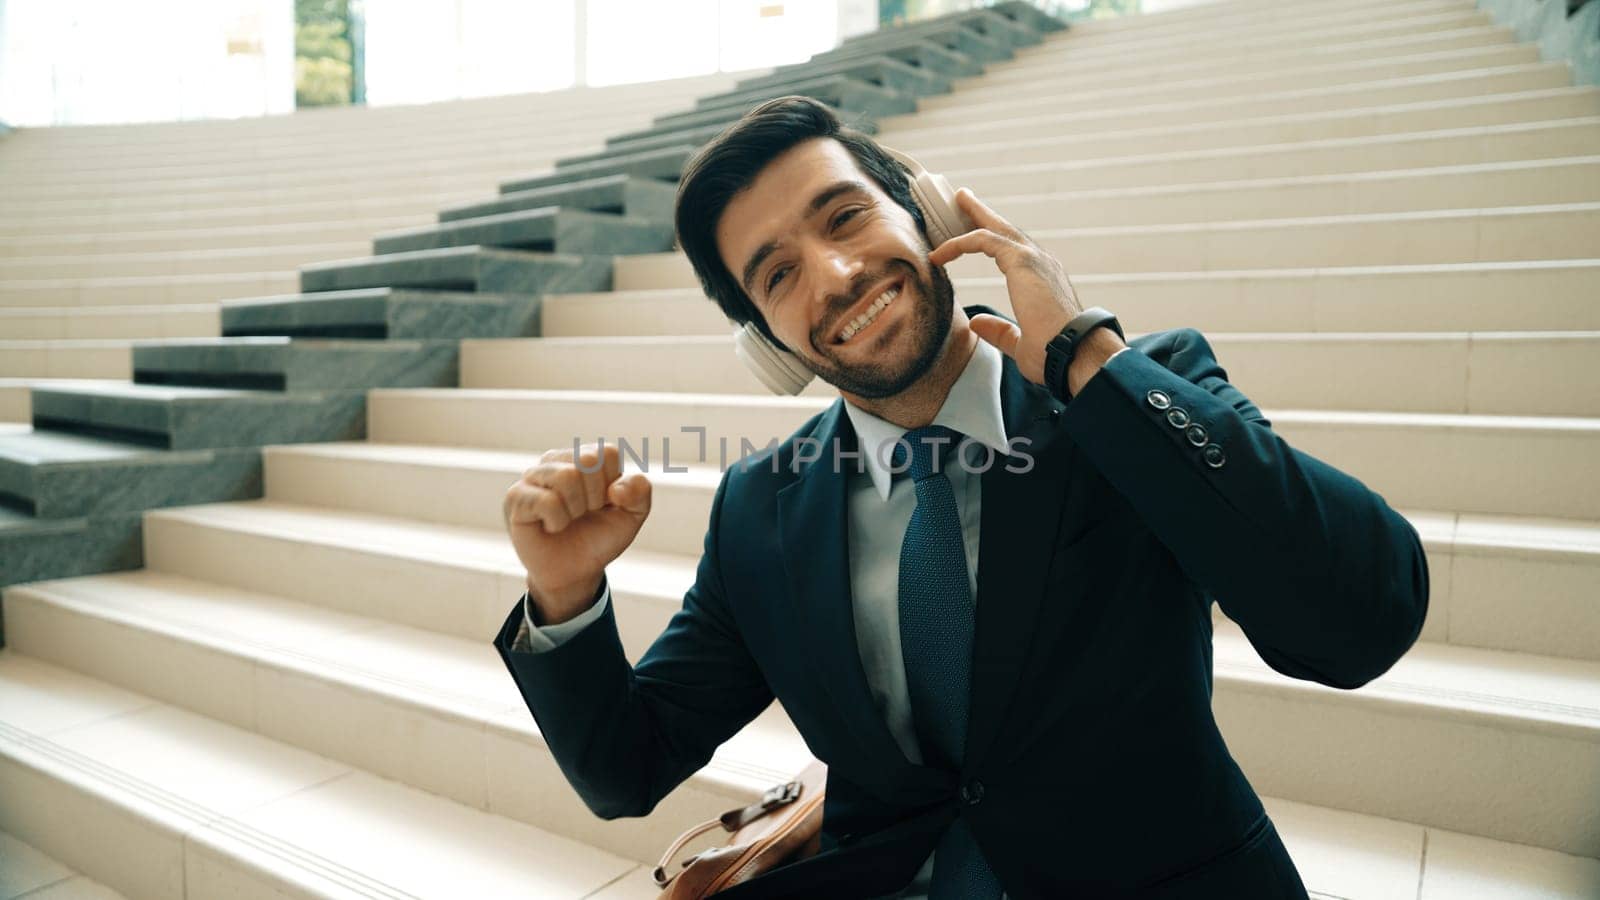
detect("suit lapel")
[963,357,1077,772]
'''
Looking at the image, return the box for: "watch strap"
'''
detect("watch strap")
[1044,306,1124,403]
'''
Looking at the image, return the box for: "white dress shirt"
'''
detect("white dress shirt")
[511,339,1011,899]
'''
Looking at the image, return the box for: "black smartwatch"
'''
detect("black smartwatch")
[1043,306,1124,404]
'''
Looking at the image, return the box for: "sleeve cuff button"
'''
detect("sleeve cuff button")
[1202,444,1226,468]
[1146,389,1172,410]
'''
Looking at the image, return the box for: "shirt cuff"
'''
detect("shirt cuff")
[511,577,611,653]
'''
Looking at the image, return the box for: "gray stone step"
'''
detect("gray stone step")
[29,381,367,451]
[496,146,692,196]
[372,207,672,257]
[435,173,675,224]
[132,337,458,392]
[574,116,882,171]
[843,6,1044,52]
[221,287,540,340]
[712,56,952,108]
[0,506,143,593]
[298,245,611,296]
[759,38,984,84]
[818,18,1013,65]
[0,427,259,521]
[643,75,917,135]
[685,63,942,123]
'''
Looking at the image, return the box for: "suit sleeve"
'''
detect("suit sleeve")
[1059,327,1429,689]
[491,471,776,818]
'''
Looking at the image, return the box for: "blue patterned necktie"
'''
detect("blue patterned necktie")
[894,425,1004,900]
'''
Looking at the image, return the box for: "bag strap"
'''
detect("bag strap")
[652,778,804,888]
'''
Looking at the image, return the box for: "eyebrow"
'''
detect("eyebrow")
[740,180,873,298]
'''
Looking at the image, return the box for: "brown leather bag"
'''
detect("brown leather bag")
[653,760,828,898]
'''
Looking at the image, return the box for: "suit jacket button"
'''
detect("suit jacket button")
[1146,389,1171,410]
[961,780,985,806]
[1202,444,1226,468]
[1165,407,1190,429]
[1185,423,1208,446]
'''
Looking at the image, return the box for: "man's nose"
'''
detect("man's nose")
[812,246,865,302]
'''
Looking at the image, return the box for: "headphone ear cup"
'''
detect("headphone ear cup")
[879,146,973,247]
[733,322,815,396]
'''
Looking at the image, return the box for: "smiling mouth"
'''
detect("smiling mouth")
[833,279,904,345]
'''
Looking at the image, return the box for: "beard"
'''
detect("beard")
[805,256,957,400]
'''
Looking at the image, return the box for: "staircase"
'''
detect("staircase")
[2,0,1599,897]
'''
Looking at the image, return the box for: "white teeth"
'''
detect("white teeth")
[838,286,901,343]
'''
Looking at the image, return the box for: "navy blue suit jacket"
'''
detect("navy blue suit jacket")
[494,311,1429,898]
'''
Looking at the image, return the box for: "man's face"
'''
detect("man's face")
[716,137,957,399]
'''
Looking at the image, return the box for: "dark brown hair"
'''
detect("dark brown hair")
[673,96,926,351]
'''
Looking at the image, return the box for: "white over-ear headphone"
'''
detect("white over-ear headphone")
[731,146,973,396]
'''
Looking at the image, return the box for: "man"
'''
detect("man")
[493,96,1429,898]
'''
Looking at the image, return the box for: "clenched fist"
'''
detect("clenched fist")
[503,442,652,625]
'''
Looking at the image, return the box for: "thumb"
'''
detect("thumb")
[606,472,653,520]
[970,313,1022,359]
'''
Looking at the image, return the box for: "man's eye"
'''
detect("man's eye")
[766,266,789,294]
[832,208,862,229]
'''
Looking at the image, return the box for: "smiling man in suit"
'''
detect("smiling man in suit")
[492,96,1429,898]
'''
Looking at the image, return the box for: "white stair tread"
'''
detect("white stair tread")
[0,654,653,899]
[144,499,1600,739]
[0,829,129,900]
[2,608,1596,898]
[8,568,802,775]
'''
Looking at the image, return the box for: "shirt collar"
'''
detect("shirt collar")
[842,338,1012,502]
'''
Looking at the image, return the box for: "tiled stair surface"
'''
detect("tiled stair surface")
[0,828,129,900]
[3,0,1600,897]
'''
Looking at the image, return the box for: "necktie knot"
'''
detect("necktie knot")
[892,425,966,483]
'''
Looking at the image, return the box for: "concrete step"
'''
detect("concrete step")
[812,17,1013,66]
[115,499,1600,856]
[297,245,612,296]
[0,505,144,591]
[877,81,1598,157]
[1025,1,1486,71]
[756,37,985,87]
[0,380,122,426]
[573,262,1600,335]
[979,19,1514,90]
[0,215,428,259]
[0,172,504,218]
[2,568,810,868]
[457,329,1600,418]
[0,271,299,310]
[0,342,132,380]
[0,191,485,239]
[946,40,1541,116]
[885,92,1600,174]
[888,60,1573,134]
[436,173,677,224]
[0,305,218,342]
[612,201,1600,289]
[0,652,667,899]
[220,288,540,341]
[261,440,1600,664]
[0,241,370,282]
[7,629,1588,899]
[494,147,697,198]
[686,58,951,120]
[0,828,132,899]
[0,427,259,521]
[610,77,913,145]
[839,6,1041,54]
[372,208,673,258]
[364,386,1600,521]
[131,337,458,392]
[28,382,367,452]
